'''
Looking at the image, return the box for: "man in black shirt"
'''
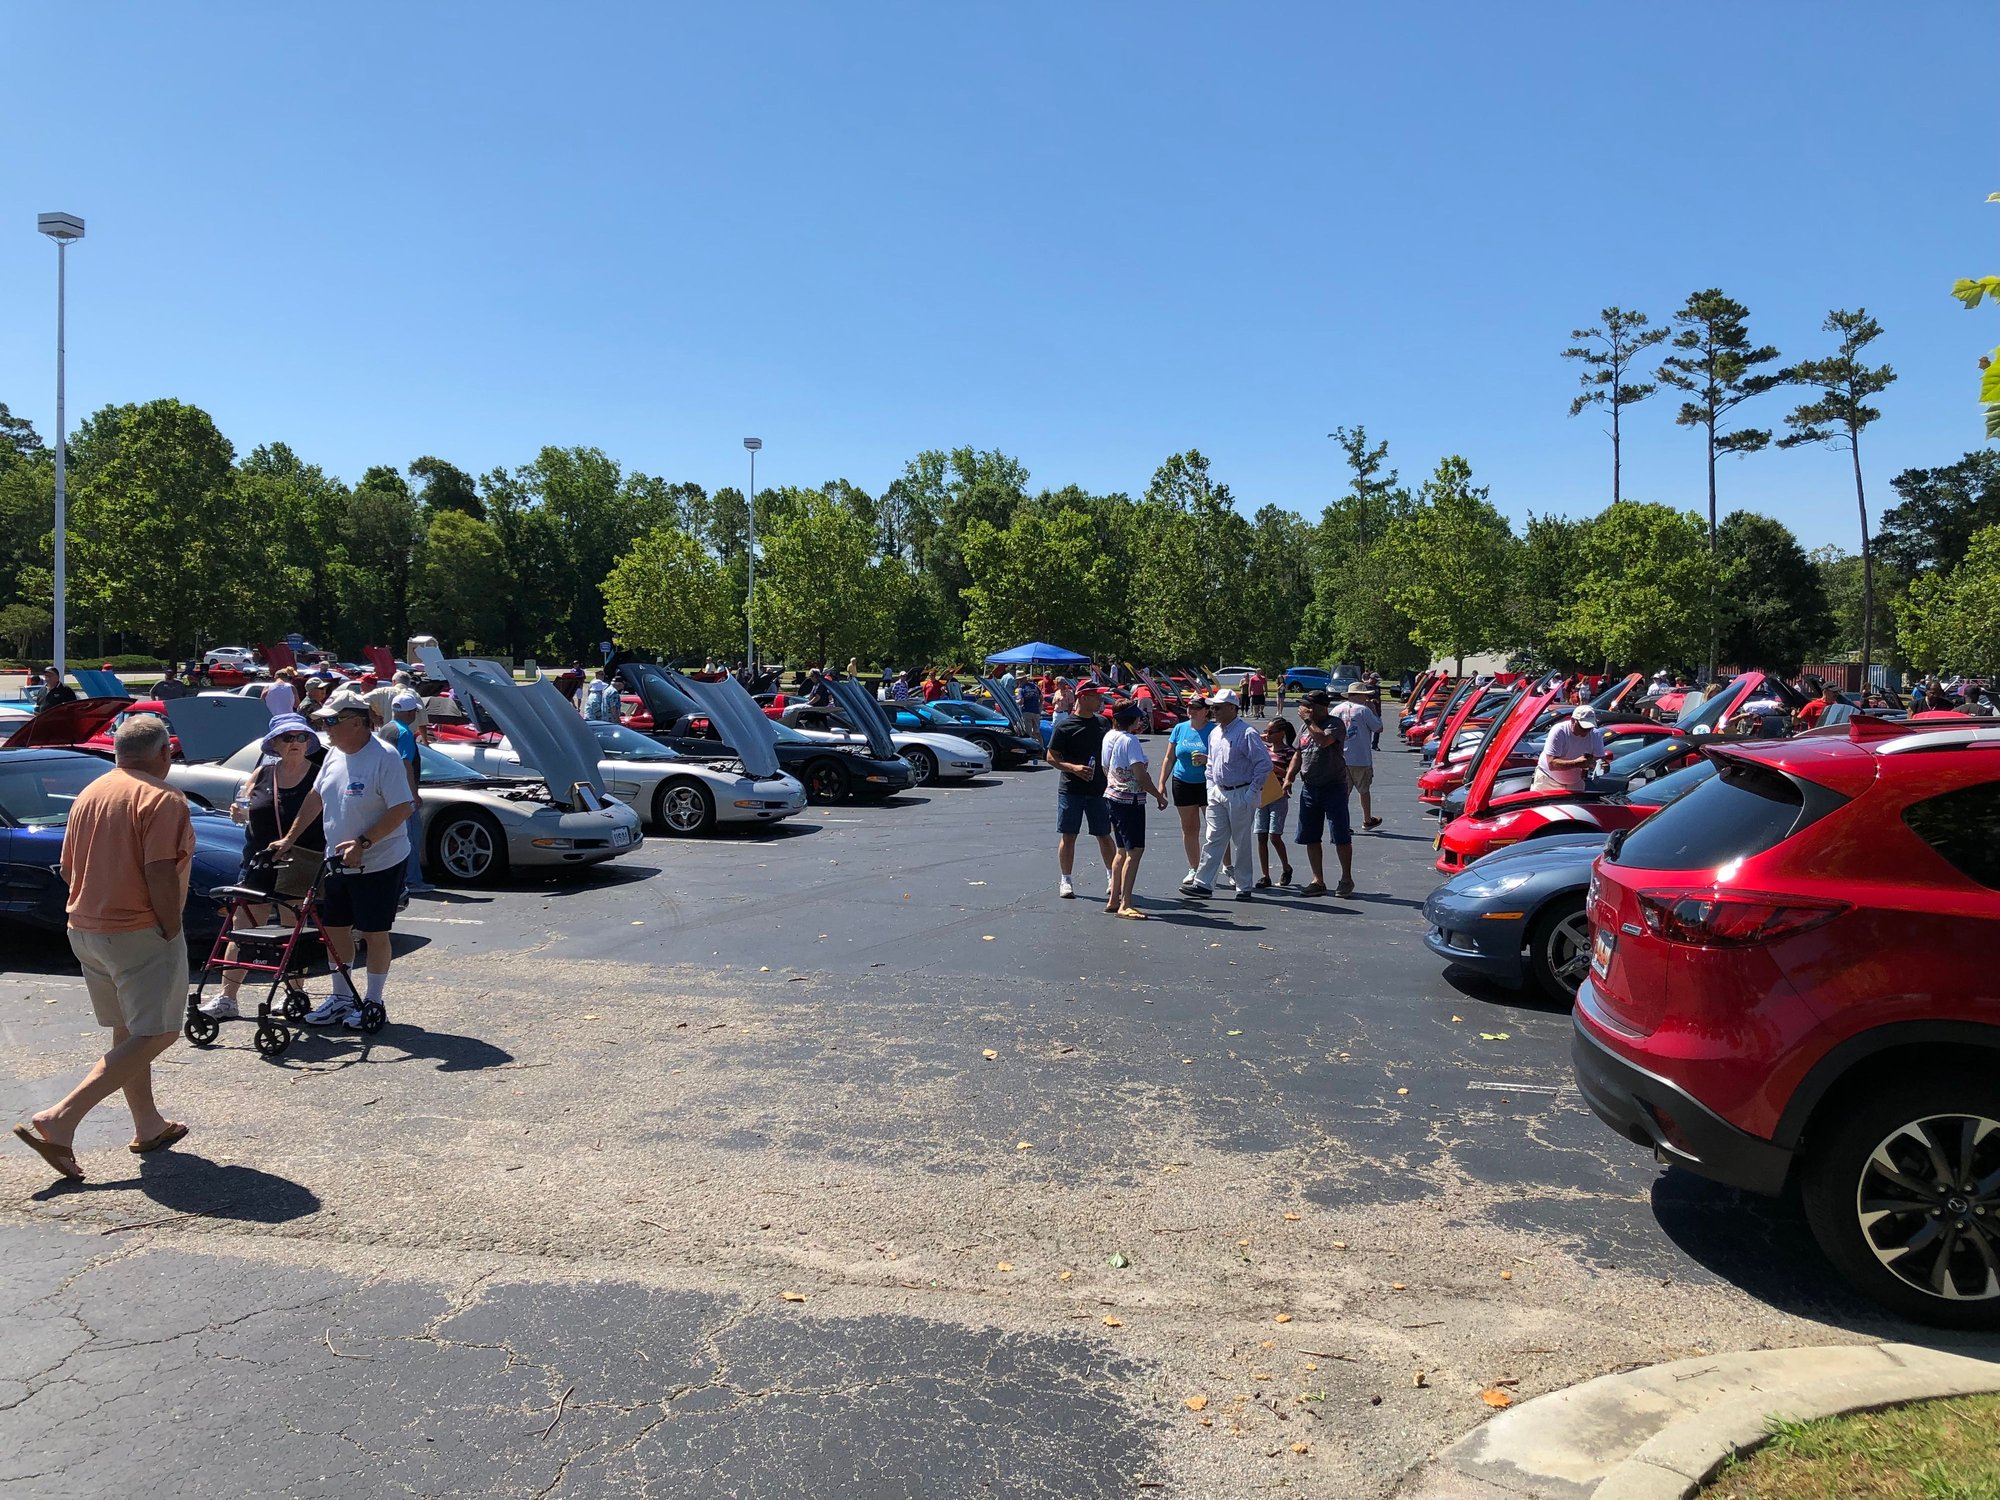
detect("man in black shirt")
[1047,682,1114,901]
[36,667,78,713]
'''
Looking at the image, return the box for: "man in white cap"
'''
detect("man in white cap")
[1188,689,1271,901]
[1531,702,1609,794]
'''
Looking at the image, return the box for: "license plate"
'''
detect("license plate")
[612,828,630,848]
[1590,926,1615,979]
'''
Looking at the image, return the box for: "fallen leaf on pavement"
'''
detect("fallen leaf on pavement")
[996,1261,1014,1272]
[968,880,986,886]
[1258,943,1274,951]
[982,935,996,941]
[780,1292,807,1303]
[1274,1313,1293,1324]
[1058,1270,1073,1281]
[1480,1032,1511,1041]
[1396,1087,1409,1096]
[1499,1270,1514,1281]
[1226,1029,1243,1036]
[759,965,770,972]
[1016,1141,1033,1151]
[1107,1251,1130,1268]
[1412,1370,1427,1388]
[1451,1015,1462,1023]
[1332,1241,1348,1250]
[1283,1212,1301,1221]
[1391,1282,1407,1291]
[581,1014,600,1021]
[1290,1441,1310,1455]
[1103,1316,1124,1327]
[982,1049,998,1060]
[1260,1339,1275,1350]
[1185,1395,1209,1411]
[1480,1388,1514,1408]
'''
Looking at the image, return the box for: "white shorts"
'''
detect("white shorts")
[68,926,188,1037]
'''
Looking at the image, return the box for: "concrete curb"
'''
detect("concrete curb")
[1398,1341,2000,1500]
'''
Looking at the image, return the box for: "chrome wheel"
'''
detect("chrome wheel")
[437,817,498,882]
[1856,1114,2000,1303]
[906,748,936,785]
[658,779,714,836]
[1546,910,1591,992]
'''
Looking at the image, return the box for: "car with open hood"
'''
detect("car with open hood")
[436,717,805,836]
[778,702,989,785]
[924,686,1046,763]
[0,746,244,943]
[620,664,914,803]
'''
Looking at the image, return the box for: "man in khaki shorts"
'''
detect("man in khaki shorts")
[13,715,193,1180]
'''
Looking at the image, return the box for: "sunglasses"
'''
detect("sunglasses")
[274,732,313,744]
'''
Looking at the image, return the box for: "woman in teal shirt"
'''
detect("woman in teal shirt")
[1166,698,1216,879]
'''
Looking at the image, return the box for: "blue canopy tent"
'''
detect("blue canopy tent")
[983,641,1089,667]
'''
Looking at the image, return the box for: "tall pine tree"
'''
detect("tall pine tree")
[1562,307,1669,506]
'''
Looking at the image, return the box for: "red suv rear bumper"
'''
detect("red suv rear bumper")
[1571,996,1794,1196]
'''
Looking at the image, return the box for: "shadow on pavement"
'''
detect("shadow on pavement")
[34,1151,323,1223]
[272,1022,514,1074]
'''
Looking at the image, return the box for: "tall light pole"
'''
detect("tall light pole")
[743,437,762,670]
[38,213,84,676]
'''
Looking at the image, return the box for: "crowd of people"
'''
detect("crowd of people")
[1043,678,1383,915]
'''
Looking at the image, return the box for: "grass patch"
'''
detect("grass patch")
[1703,1393,2000,1499]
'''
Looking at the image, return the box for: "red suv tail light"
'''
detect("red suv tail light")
[1636,890,1847,947]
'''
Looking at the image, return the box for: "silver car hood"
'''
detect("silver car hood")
[978,676,1037,738]
[828,678,898,760]
[667,670,781,779]
[417,647,607,810]
[162,695,279,764]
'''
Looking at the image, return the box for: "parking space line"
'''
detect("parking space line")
[401,916,486,925]
[1465,1081,1561,1095]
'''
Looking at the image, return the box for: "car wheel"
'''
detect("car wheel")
[803,758,850,804]
[654,777,716,836]
[1525,895,1590,1006]
[430,809,508,885]
[905,747,937,785]
[1802,1071,2000,1328]
[966,734,999,761]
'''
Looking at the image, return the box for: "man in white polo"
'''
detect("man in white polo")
[1188,689,1271,902]
[1531,703,1609,794]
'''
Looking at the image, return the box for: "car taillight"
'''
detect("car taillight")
[1635,889,1846,947]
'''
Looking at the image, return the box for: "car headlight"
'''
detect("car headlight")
[1461,871,1533,899]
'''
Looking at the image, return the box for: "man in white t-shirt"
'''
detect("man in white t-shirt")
[1531,704,1608,794]
[1332,682,1385,830]
[1101,702,1167,918]
[273,692,416,1027]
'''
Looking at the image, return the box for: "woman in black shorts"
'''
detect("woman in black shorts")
[1164,697,1215,880]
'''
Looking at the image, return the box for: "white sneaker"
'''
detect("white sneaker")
[1059,875,1075,899]
[1179,870,1197,889]
[303,995,361,1027]
[198,993,240,1020]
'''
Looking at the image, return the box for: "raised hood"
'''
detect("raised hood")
[417,646,608,810]
[1590,672,1643,713]
[668,669,782,779]
[72,669,130,700]
[1463,680,1561,817]
[162,695,277,764]
[827,678,898,760]
[977,676,1037,738]
[4,697,126,749]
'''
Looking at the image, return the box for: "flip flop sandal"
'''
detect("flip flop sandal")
[12,1124,84,1181]
[130,1122,189,1155]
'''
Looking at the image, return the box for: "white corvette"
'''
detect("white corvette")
[776,704,989,784]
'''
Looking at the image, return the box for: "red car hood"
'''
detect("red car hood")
[4,697,127,749]
[1463,681,1561,816]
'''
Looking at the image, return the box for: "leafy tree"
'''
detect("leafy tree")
[889,448,1030,628]
[238,442,349,647]
[1383,456,1514,674]
[601,524,735,663]
[1894,524,2000,675]
[1240,504,1315,670]
[1323,426,1399,553]
[1298,429,1420,671]
[1949,192,2000,439]
[413,509,510,652]
[339,466,422,652]
[1878,451,2000,576]
[1659,290,1782,678]
[753,489,881,667]
[1715,511,1833,675]
[0,403,45,468]
[521,445,642,657]
[1552,502,1730,670]
[707,485,748,563]
[1127,451,1252,661]
[0,601,50,657]
[879,557,960,667]
[0,450,53,616]
[1562,308,1669,505]
[960,503,1121,657]
[1808,544,1900,666]
[1503,513,1590,668]
[409,456,484,519]
[1777,309,1897,677]
[481,465,566,661]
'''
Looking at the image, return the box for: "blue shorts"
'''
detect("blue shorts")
[1295,781,1351,847]
[1056,789,1110,838]
[321,864,404,932]
[1255,796,1290,837]
[1106,797,1146,849]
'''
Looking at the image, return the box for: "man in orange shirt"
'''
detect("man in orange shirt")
[13,714,193,1180]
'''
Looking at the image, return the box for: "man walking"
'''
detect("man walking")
[273,691,416,1026]
[1102,701,1167,918]
[13,715,192,1180]
[1284,690,1355,898]
[1189,689,1271,901]
[1048,681,1114,901]
[1332,680,1384,831]
[390,691,433,895]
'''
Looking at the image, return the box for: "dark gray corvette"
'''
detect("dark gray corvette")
[1422,759,1718,1005]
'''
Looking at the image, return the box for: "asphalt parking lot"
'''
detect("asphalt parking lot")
[2,729,1980,1499]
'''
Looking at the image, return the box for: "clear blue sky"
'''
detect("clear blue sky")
[3,3,1991,550]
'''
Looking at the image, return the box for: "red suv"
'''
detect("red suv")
[1573,721,2000,1326]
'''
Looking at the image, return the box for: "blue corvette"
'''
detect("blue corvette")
[0,747,245,944]
[1422,759,1717,1005]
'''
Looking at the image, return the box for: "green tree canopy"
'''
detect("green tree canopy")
[1878,451,2000,576]
[1563,307,1669,506]
[1383,456,1514,674]
[1715,510,1833,675]
[960,503,1122,658]
[602,524,736,663]
[1551,502,1730,670]
[413,509,510,653]
[753,489,882,667]
[1894,524,2000,675]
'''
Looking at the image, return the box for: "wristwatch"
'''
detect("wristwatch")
[356,835,373,850]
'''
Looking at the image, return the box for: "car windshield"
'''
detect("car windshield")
[929,702,999,724]
[588,722,678,760]
[419,744,488,783]
[0,756,108,827]
[770,721,822,744]
[1604,738,1685,777]
[1617,758,1717,807]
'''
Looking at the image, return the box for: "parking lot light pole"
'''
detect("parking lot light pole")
[38,213,85,676]
[743,438,761,671]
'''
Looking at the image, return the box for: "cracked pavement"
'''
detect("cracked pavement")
[4,743,1986,1497]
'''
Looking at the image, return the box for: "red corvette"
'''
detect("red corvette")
[1435,673,1779,873]
[1401,675,1463,747]
[1419,673,1648,804]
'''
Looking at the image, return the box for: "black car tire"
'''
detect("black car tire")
[803,758,850,804]
[1802,1069,2000,1329]
[1526,895,1591,1007]
[965,733,999,761]
[654,777,717,836]
[430,809,508,885]
[904,747,937,785]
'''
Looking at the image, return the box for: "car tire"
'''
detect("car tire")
[1525,895,1590,1007]
[966,733,999,761]
[905,747,937,785]
[654,777,716,836]
[1801,1069,2000,1329]
[430,809,508,885]
[802,758,850,804]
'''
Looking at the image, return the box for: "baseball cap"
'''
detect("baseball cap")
[312,690,373,721]
[393,690,423,711]
[1075,681,1104,698]
[1573,705,1599,727]
[1111,702,1141,727]
[1208,688,1240,707]
[1300,689,1331,707]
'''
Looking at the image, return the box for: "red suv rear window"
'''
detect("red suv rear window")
[1608,759,1845,870]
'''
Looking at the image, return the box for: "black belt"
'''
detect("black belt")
[1220,782,1251,791]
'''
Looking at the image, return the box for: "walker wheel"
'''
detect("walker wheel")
[282,988,311,1022]
[254,1022,292,1057]
[185,1012,221,1047]
[356,1000,386,1035]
